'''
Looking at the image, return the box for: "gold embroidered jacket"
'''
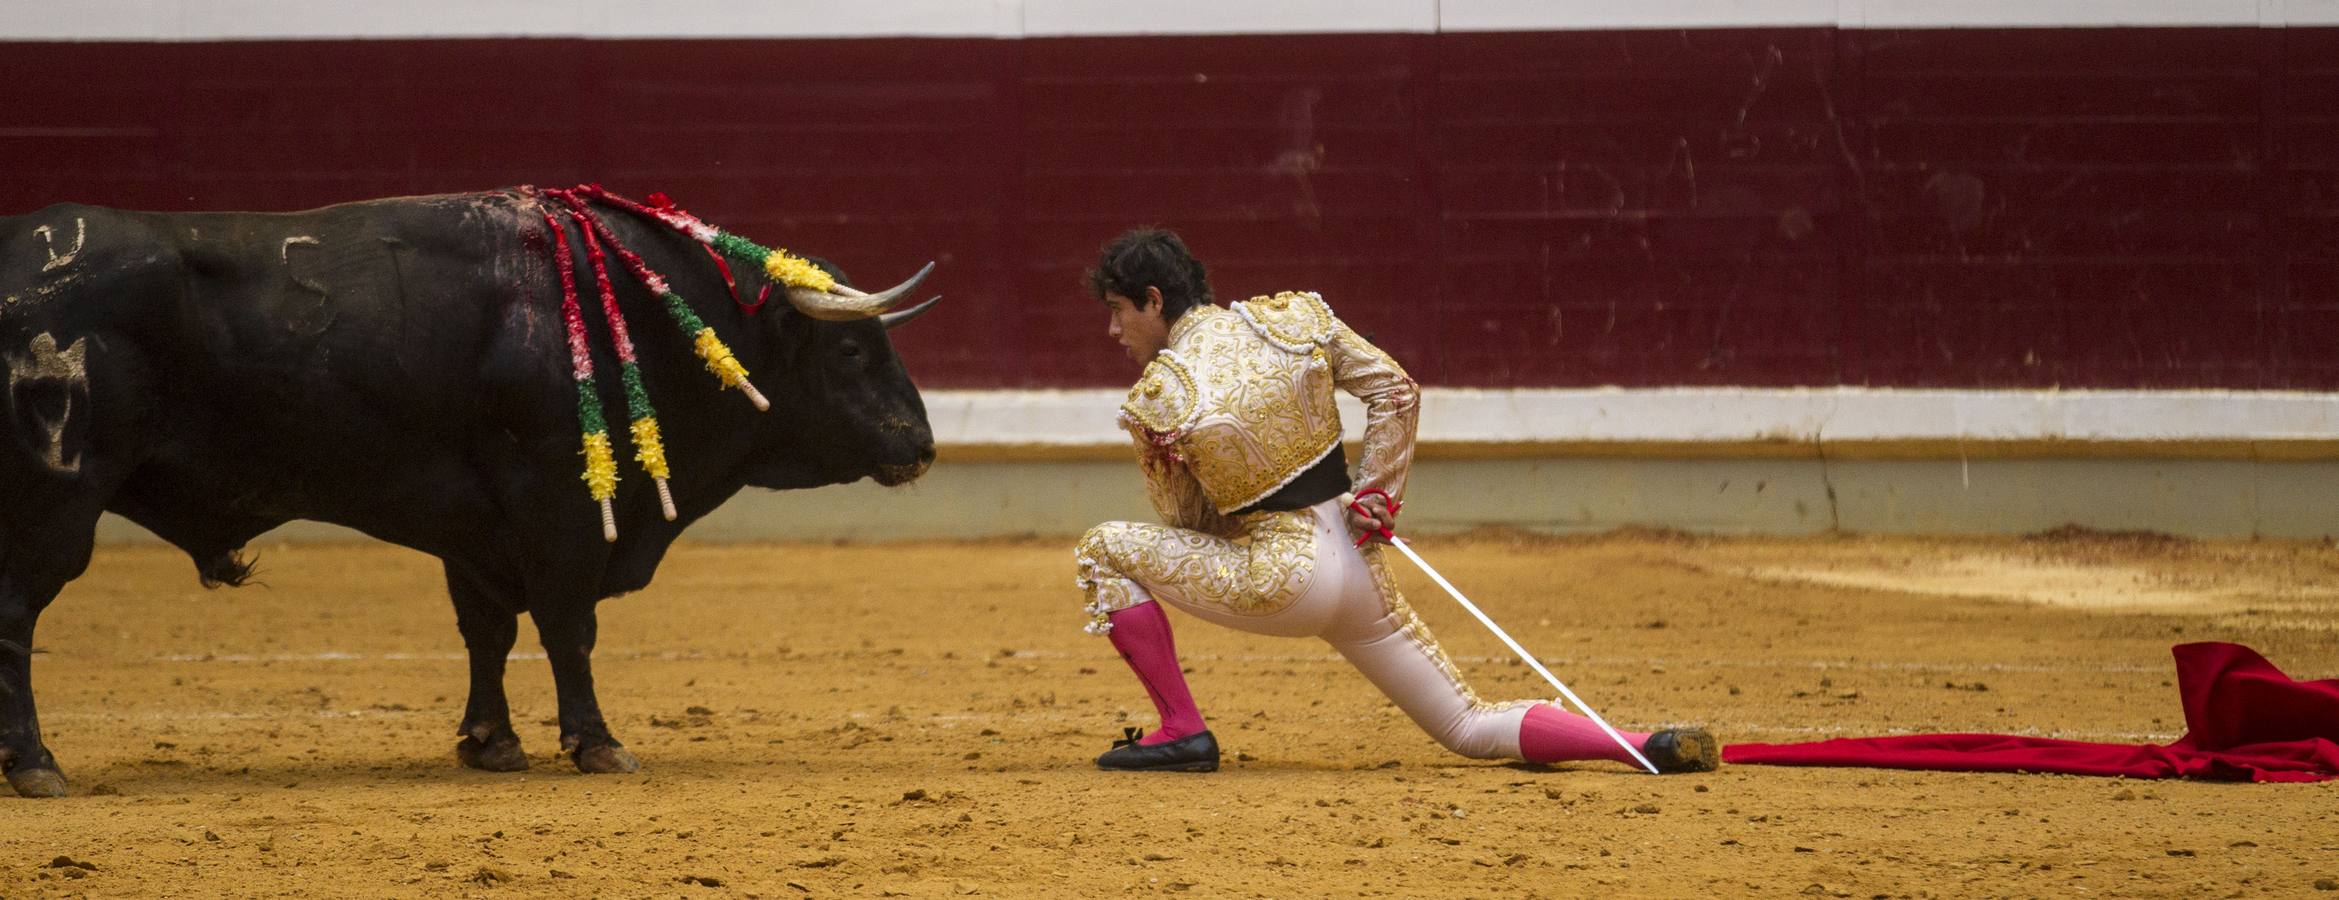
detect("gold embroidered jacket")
[1118,292,1419,531]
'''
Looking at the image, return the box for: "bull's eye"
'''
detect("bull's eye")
[840,342,863,360]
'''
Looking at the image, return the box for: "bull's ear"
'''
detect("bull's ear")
[879,296,940,330]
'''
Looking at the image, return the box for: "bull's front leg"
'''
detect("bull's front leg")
[532,599,638,774]
[446,565,528,772]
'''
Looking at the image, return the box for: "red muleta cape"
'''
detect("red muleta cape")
[1722,642,2339,783]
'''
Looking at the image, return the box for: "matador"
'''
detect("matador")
[1073,228,1720,774]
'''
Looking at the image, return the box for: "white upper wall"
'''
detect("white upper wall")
[7,0,2338,40]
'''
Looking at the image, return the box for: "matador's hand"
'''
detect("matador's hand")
[1341,491,1398,544]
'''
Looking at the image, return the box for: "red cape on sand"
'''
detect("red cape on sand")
[1721,643,2339,783]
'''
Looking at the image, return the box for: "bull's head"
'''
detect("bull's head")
[743,262,938,490]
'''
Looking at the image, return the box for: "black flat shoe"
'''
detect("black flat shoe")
[1641,728,1721,774]
[1096,727,1220,772]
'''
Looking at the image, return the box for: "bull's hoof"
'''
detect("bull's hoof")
[456,735,530,772]
[7,768,69,798]
[573,744,640,774]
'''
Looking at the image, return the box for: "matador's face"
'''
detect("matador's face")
[1103,289,1170,365]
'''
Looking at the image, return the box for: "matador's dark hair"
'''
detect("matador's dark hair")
[1084,227,1212,323]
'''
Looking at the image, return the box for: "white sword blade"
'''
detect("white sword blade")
[1387,536,1662,775]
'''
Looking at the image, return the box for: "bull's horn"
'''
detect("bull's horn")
[879,296,941,330]
[785,261,935,322]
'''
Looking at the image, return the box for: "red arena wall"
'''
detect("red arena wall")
[4,28,2335,390]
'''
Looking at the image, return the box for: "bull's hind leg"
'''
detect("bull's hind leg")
[447,565,528,772]
[532,600,638,774]
[0,578,69,798]
[0,504,107,798]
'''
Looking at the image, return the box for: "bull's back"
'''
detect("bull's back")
[9,191,548,394]
[160,193,547,398]
[6,192,568,542]
[3,202,182,342]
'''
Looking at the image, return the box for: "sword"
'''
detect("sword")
[1350,492,1661,775]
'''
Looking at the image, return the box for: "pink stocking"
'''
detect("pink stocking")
[1518,703,1651,765]
[1106,602,1207,746]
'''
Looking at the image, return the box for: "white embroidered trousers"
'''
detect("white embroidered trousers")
[1076,498,1535,760]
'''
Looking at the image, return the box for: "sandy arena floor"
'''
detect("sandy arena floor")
[4,530,2336,898]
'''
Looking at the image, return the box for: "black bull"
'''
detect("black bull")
[0,189,937,797]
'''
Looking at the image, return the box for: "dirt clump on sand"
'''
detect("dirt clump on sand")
[4,534,2335,897]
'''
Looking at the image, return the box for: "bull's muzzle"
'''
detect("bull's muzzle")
[875,453,933,487]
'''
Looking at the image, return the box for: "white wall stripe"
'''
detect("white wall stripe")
[5,0,2334,41]
[2281,0,2339,25]
[1856,0,2266,28]
[1442,0,1839,31]
[922,388,2339,447]
[1022,0,1436,36]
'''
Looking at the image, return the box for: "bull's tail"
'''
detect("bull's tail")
[0,346,46,491]
[197,548,258,589]
[0,364,15,470]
